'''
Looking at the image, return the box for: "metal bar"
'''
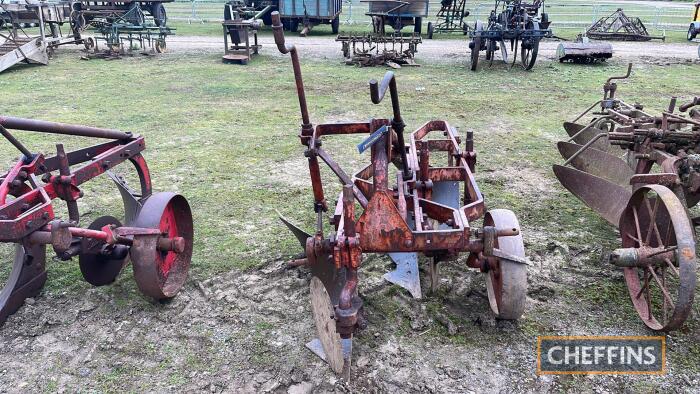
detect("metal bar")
[0,116,132,140]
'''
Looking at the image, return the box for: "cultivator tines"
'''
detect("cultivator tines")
[468,0,552,71]
[77,1,174,58]
[336,33,421,68]
[0,115,193,325]
[585,8,664,42]
[553,63,700,331]
[271,11,527,374]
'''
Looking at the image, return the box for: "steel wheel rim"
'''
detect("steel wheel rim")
[484,209,527,320]
[619,185,696,331]
[131,193,193,299]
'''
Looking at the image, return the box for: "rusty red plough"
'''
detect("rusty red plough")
[271,11,527,374]
[554,64,700,332]
[0,116,193,325]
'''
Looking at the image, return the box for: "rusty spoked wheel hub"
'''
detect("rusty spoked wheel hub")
[617,185,697,331]
[131,192,194,300]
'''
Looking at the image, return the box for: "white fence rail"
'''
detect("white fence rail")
[167,0,693,32]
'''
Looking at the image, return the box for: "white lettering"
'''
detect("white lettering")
[581,346,593,365]
[628,346,643,365]
[564,346,579,365]
[547,346,563,365]
[643,346,656,365]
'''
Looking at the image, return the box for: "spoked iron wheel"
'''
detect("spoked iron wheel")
[131,192,194,300]
[0,244,47,325]
[618,185,696,331]
[470,21,483,71]
[484,209,527,320]
[470,36,481,71]
[520,22,540,70]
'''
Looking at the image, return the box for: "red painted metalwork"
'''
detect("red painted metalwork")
[272,11,527,363]
[0,116,193,326]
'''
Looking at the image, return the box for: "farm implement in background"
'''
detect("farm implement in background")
[0,0,83,73]
[0,116,194,326]
[556,35,613,64]
[468,0,552,71]
[585,8,665,42]
[426,0,470,39]
[553,64,700,332]
[73,0,175,58]
[222,0,268,64]
[272,11,527,375]
[336,33,420,67]
[338,0,422,67]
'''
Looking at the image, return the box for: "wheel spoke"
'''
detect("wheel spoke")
[633,206,643,246]
[644,197,662,246]
[625,232,643,245]
[664,257,680,276]
[636,268,650,299]
[648,266,675,310]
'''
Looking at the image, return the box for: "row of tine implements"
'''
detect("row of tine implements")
[271,11,527,375]
[553,64,700,331]
[0,115,193,325]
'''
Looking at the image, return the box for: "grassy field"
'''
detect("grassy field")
[0,45,699,391]
[0,45,695,299]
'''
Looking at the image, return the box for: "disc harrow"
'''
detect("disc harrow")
[271,11,527,375]
[0,115,193,326]
[553,64,700,332]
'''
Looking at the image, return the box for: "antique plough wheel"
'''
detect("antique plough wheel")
[484,209,527,319]
[616,185,696,331]
[131,192,194,300]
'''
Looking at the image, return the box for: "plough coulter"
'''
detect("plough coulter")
[0,116,193,325]
[272,11,527,374]
[553,64,700,331]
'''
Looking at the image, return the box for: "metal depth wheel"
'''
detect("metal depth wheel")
[0,244,47,325]
[484,209,527,320]
[520,22,539,70]
[618,185,696,331]
[79,216,129,286]
[470,21,483,71]
[131,192,193,300]
[154,38,166,53]
[310,276,345,374]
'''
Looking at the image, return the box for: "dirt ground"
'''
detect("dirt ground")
[165,35,700,66]
[1,33,700,393]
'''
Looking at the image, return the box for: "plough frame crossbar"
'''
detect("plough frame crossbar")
[553,64,700,332]
[0,115,193,326]
[271,11,527,375]
[310,119,485,254]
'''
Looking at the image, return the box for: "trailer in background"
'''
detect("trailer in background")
[278,0,342,35]
[365,0,427,34]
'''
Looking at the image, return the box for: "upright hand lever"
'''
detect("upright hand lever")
[369,72,412,180]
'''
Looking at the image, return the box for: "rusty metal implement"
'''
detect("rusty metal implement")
[553,63,700,332]
[271,11,527,375]
[0,115,194,326]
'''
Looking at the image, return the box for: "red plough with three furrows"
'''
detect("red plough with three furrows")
[0,115,193,325]
[270,11,527,376]
[553,63,700,332]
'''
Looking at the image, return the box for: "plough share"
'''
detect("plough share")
[554,64,700,331]
[272,11,527,375]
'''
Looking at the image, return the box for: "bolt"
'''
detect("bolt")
[404,239,413,248]
[41,173,52,183]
